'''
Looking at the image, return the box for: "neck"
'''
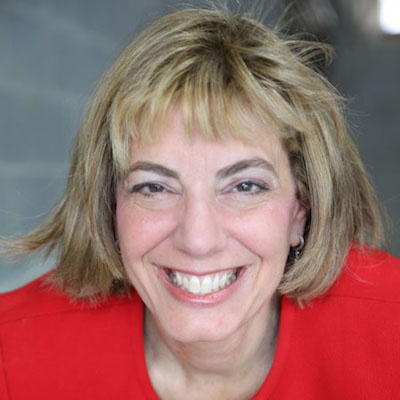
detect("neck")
[144,294,280,392]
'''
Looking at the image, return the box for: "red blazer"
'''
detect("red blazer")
[1,247,399,399]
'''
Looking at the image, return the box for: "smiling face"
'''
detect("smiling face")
[115,110,306,343]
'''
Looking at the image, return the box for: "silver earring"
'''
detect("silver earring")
[294,236,304,260]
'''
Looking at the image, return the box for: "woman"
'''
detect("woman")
[1,6,399,400]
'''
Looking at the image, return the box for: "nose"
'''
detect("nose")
[173,193,227,258]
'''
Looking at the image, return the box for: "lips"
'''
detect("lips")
[154,265,248,306]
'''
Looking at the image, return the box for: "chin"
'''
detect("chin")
[161,312,244,344]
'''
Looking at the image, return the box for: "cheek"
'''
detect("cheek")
[227,201,295,254]
[115,196,178,259]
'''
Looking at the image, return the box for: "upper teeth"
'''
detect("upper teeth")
[170,269,237,295]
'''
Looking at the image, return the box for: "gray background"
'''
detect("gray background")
[1,0,399,292]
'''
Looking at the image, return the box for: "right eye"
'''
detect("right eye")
[129,182,167,197]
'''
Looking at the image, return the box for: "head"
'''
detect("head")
[10,6,383,304]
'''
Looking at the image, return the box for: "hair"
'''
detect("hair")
[1,4,385,304]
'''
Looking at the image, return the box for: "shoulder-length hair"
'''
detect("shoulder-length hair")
[2,6,384,303]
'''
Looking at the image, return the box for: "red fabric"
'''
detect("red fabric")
[1,247,399,399]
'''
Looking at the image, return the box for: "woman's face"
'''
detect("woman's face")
[116,110,306,343]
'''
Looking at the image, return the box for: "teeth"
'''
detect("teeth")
[200,276,212,295]
[212,275,220,291]
[176,271,183,286]
[169,268,238,295]
[220,274,227,288]
[183,275,190,289]
[189,276,201,294]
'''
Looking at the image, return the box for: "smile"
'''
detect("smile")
[167,268,240,295]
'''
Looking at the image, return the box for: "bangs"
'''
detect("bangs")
[108,66,293,174]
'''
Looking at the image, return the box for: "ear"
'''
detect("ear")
[289,200,307,247]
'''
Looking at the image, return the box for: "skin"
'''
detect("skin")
[115,109,306,399]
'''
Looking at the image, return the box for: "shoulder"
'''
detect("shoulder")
[0,272,138,326]
[0,273,148,399]
[327,246,400,303]
[274,249,400,399]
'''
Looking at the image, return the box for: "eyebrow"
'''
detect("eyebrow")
[216,158,277,179]
[128,158,276,180]
[128,161,179,179]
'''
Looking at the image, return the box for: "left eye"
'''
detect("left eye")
[232,181,269,193]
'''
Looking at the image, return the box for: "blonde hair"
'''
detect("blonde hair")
[2,6,384,303]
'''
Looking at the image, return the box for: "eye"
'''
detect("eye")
[129,182,166,196]
[231,181,269,194]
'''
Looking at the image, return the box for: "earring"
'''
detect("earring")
[294,235,304,260]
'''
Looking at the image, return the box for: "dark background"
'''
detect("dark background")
[1,0,399,292]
